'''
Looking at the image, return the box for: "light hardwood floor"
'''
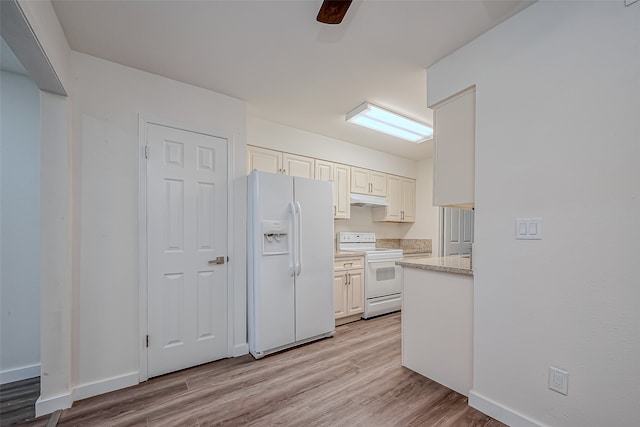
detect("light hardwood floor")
[18,314,505,426]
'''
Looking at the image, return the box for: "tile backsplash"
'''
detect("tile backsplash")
[376,238,432,254]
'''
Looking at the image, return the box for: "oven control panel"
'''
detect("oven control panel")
[338,232,376,244]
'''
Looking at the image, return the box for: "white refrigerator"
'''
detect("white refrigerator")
[248,170,335,359]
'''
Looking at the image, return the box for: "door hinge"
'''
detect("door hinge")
[227,256,230,262]
[144,146,149,159]
[146,335,149,348]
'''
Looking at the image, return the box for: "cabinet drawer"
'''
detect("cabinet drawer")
[334,257,364,271]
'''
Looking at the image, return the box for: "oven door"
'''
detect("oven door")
[366,260,403,299]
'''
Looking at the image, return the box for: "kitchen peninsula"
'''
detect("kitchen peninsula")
[397,255,473,396]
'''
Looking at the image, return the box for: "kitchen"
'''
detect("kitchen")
[2,1,639,427]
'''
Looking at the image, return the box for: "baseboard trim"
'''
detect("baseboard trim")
[233,343,249,357]
[72,371,139,401]
[36,392,72,417]
[469,389,543,427]
[0,363,40,384]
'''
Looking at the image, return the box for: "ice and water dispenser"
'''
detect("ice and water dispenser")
[261,220,289,255]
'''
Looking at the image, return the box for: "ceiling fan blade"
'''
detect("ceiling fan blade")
[317,0,353,25]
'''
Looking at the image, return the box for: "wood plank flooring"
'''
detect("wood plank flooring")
[0,377,40,426]
[15,314,506,426]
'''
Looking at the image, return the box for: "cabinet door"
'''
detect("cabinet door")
[401,178,416,222]
[315,160,337,216]
[347,270,364,316]
[247,146,281,174]
[385,175,402,221]
[334,272,347,319]
[350,167,370,194]
[370,171,387,196]
[315,160,334,182]
[433,88,475,208]
[283,153,315,178]
[372,174,404,222]
[334,164,351,219]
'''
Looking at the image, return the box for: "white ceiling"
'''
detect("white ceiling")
[51,0,532,160]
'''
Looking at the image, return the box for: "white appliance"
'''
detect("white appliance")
[337,232,403,319]
[248,171,335,359]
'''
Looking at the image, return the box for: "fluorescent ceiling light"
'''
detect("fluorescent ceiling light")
[345,102,433,143]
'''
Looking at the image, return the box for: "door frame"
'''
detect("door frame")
[137,115,235,382]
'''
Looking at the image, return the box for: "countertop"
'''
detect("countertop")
[396,255,473,276]
[334,251,365,259]
[335,250,430,259]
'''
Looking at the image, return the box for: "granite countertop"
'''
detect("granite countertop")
[334,251,365,259]
[397,255,473,276]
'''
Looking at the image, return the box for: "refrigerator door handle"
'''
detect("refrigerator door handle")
[295,201,302,276]
[288,201,296,276]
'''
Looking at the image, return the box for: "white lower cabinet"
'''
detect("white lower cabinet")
[334,256,364,325]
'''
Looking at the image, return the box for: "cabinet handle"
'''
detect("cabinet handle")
[347,273,351,285]
[283,169,286,174]
[343,262,353,268]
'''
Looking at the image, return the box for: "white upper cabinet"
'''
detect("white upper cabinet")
[350,167,387,196]
[315,160,350,219]
[373,175,416,223]
[401,177,416,222]
[247,146,314,178]
[247,146,281,174]
[432,87,475,209]
[282,153,315,179]
[334,164,351,219]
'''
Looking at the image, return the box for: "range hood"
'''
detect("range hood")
[350,193,389,207]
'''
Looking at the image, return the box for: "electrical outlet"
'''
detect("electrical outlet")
[548,366,569,395]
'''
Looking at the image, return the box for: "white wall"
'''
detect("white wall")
[404,157,440,254]
[248,116,439,241]
[38,90,72,415]
[427,2,640,426]
[0,71,41,383]
[69,52,247,395]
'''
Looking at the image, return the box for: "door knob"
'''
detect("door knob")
[208,256,225,265]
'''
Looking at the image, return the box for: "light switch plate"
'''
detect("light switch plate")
[515,217,542,240]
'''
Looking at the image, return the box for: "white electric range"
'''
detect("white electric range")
[337,232,403,319]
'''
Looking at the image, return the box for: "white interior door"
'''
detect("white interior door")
[146,123,228,378]
[443,207,474,256]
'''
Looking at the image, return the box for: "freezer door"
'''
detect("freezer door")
[293,177,335,341]
[248,171,296,355]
